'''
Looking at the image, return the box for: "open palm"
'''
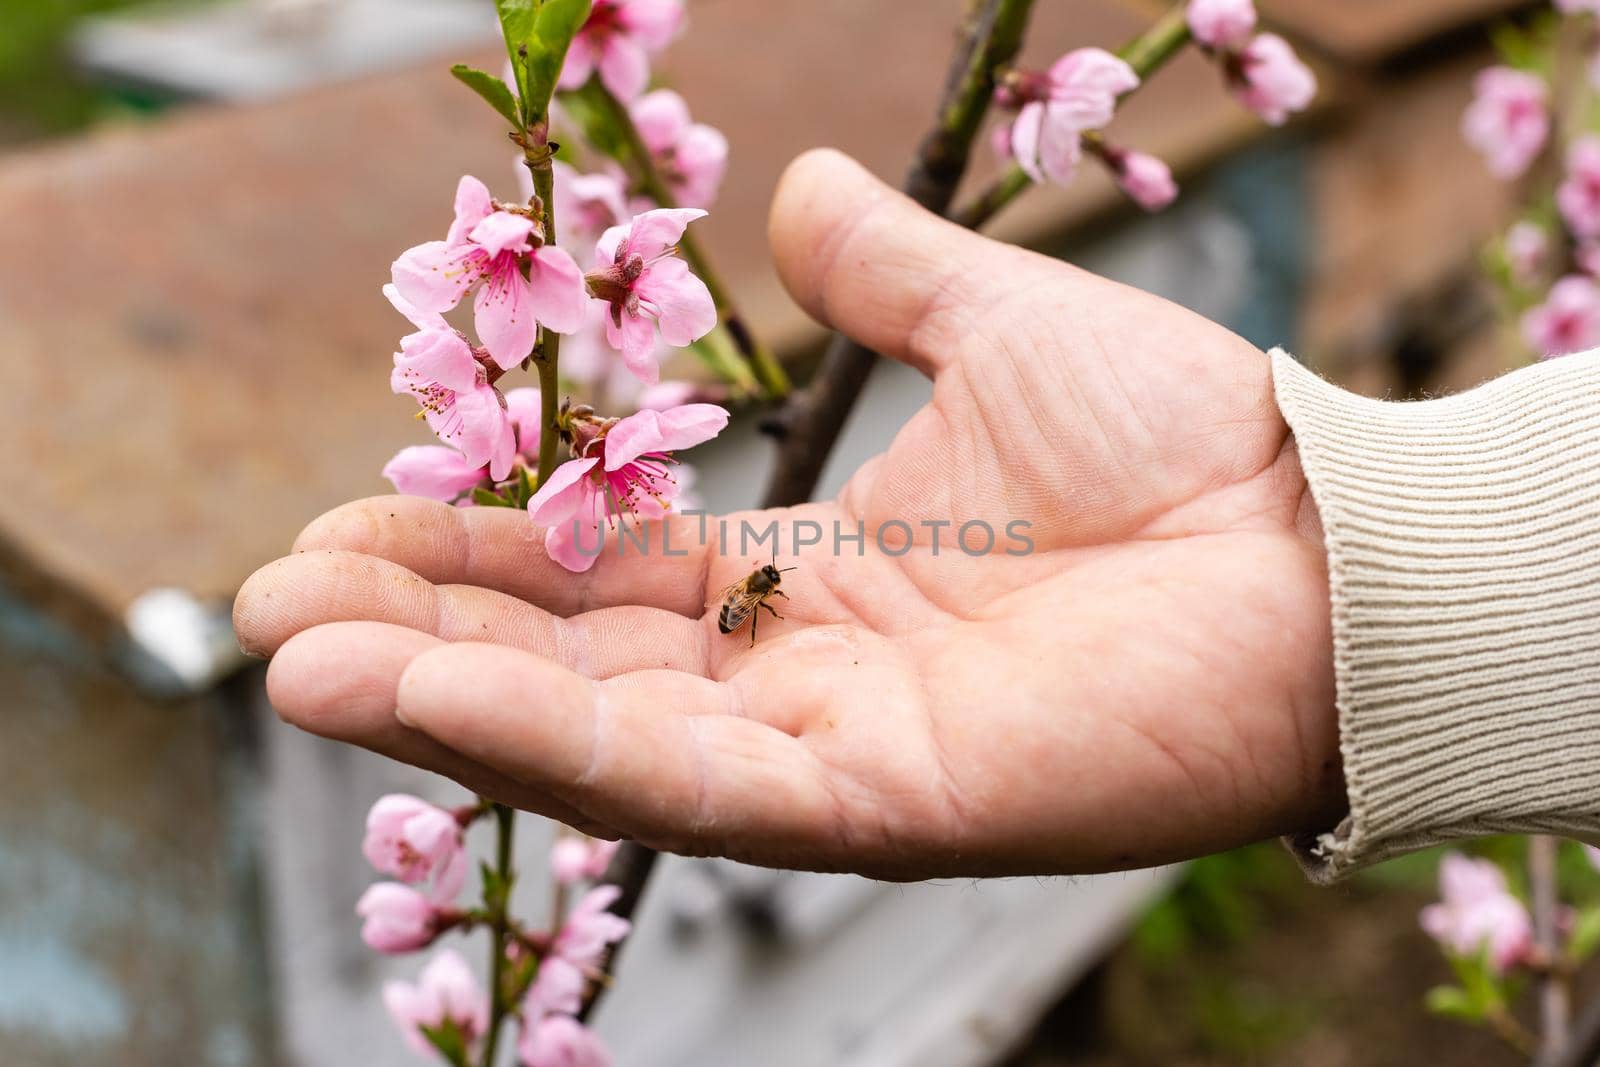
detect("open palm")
[234,149,1341,880]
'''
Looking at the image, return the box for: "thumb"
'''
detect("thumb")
[767,148,1048,377]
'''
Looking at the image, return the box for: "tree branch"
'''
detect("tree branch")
[953,1,1191,231]
[760,0,1038,510]
[575,841,660,1022]
[1531,834,1572,1062]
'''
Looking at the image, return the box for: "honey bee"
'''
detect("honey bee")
[716,557,796,645]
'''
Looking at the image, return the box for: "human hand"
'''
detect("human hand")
[234,149,1341,880]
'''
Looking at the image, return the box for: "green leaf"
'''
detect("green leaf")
[419,1019,470,1067]
[496,0,592,125]
[450,65,524,131]
[472,487,514,508]
[1424,985,1483,1022]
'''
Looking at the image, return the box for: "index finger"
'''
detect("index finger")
[292,495,717,617]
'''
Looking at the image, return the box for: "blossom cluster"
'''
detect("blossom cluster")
[1462,1,1600,357]
[357,792,629,1064]
[381,0,733,575]
[990,0,1314,211]
[1419,853,1534,975]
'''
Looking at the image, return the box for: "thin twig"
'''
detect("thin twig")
[1531,834,1572,1061]
[953,1,1192,231]
[480,803,516,1067]
[760,0,1038,509]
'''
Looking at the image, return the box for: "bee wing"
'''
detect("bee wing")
[717,582,764,633]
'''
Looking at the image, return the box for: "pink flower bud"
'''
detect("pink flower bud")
[362,794,468,903]
[357,883,440,954]
[1418,853,1532,974]
[1461,67,1550,180]
[519,1014,612,1067]
[1522,275,1600,358]
[383,949,490,1056]
[1112,149,1178,211]
[1232,33,1316,126]
[1187,0,1257,50]
[550,837,622,885]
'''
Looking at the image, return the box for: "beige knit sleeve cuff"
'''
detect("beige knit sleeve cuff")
[1271,348,1600,884]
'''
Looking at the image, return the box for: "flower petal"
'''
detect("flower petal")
[602,403,728,470]
[448,175,495,246]
[604,304,661,383]
[1009,104,1046,184]
[474,265,539,370]
[544,520,602,573]
[622,207,708,259]
[629,89,692,153]
[383,282,448,331]
[558,35,599,91]
[598,34,651,101]
[392,241,481,313]
[527,245,588,334]
[619,0,685,49]
[395,328,480,392]
[527,457,599,526]
[382,446,487,503]
[467,211,536,258]
[637,256,716,347]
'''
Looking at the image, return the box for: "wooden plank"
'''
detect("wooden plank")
[0,0,1252,630]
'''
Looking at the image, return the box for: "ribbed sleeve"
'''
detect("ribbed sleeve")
[1271,348,1600,884]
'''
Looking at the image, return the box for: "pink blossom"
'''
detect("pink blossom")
[386,284,517,480]
[383,949,489,1057]
[383,446,489,505]
[1505,221,1550,286]
[518,1014,612,1067]
[362,794,468,903]
[587,208,718,383]
[549,162,630,255]
[523,956,586,1019]
[392,176,586,371]
[504,386,542,459]
[629,89,729,209]
[357,883,441,954]
[1523,274,1600,357]
[558,0,683,102]
[1558,135,1600,240]
[1007,49,1139,185]
[550,885,633,970]
[1557,0,1600,12]
[1187,0,1257,50]
[551,837,621,885]
[1232,33,1316,126]
[527,403,726,572]
[1419,853,1533,974]
[1109,148,1178,211]
[1462,67,1549,180]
